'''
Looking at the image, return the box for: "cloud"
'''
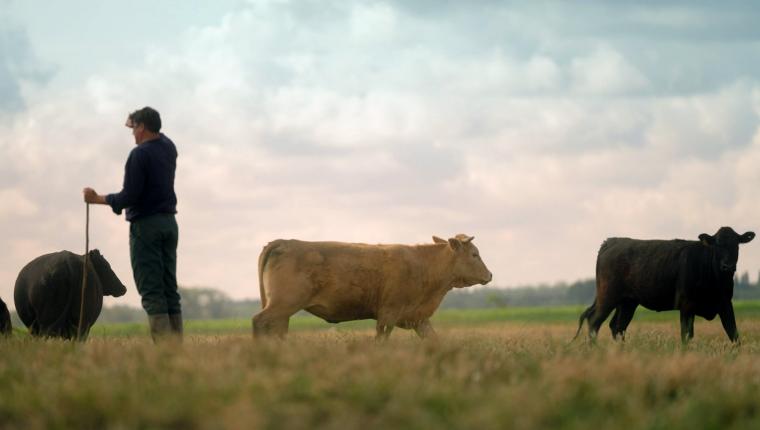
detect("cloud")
[570,47,650,95]
[0,14,52,115]
[2,1,760,309]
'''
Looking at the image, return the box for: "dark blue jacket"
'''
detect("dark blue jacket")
[106,134,177,222]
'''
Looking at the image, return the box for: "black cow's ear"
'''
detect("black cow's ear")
[699,234,715,246]
[432,236,447,244]
[740,231,755,244]
[448,238,462,250]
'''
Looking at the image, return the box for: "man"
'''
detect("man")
[83,106,182,342]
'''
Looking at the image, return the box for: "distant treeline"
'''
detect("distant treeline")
[101,272,760,322]
[441,271,760,309]
[10,272,760,325]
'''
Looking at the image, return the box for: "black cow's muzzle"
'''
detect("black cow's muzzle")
[721,263,736,273]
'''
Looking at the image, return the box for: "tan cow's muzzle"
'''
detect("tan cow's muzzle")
[481,272,493,285]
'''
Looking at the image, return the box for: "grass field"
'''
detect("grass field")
[3,303,760,429]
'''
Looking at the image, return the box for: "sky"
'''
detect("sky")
[2,0,760,310]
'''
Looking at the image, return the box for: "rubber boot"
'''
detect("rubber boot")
[148,314,172,343]
[169,313,183,342]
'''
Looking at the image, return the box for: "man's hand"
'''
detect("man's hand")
[83,187,106,204]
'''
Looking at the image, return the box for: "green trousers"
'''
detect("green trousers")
[129,214,181,315]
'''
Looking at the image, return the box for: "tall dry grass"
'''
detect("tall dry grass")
[2,321,760,429]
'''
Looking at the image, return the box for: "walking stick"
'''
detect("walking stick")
[77,203,90,340]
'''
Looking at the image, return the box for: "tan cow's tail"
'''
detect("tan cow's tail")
[258,240,281,310]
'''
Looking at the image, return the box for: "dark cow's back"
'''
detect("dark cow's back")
[14,251,103,339]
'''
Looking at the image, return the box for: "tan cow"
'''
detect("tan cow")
[253,234,492,339]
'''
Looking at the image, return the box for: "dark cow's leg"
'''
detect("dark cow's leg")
[610,300,638,341]
[587,274,619,341]
[608,308,620,339]
[30,320,41,336]
[718,302,740,343]
[588,302,616,341]
[413,319,438,340]
[679,310,695,344]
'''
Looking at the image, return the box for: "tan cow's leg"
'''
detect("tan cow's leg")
[252,308,295,339]
[375,322,394,340]
[413,319,438,340]
[253,272,313,339]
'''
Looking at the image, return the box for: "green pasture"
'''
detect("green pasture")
[4,303,760,429]
[85,300,760,337]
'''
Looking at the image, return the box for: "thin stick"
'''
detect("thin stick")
[77,203,90,340]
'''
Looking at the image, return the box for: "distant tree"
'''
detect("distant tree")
[180,287,233,319]
[736,272,751,290]
[99,305,144,323]
[565,279,596,304]
[485,291,509,308]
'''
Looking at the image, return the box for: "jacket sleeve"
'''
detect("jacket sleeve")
[105,149,145,215]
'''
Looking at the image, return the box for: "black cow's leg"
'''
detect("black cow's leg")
[718,302,740,343]
[608,308,620,339]
[612,300,638,341]
[679,310,695,344]
[588,303,615,341]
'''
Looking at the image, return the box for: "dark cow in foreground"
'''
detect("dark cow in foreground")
[14,250,127,340]
[0,297,11,335]
[253,234,493,339]
[576,227,754,343]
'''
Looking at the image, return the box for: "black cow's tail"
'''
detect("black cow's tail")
[572,302,596,342]
[257,240,282,310]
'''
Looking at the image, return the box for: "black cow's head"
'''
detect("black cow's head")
[699,227,755,274]
[89,249,127,297]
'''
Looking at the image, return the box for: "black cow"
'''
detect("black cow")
[14,250,127,340]
[0,297,11,335]
[575,227,755,343]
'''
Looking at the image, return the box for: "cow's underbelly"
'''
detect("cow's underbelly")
[628,282,676,312]
[305,303,375,323]
[638,299,675,312]
[305,287,377,323]
[694,298,721,320]
[304,293,440,325]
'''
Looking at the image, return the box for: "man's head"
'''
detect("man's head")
[126,106,161,145]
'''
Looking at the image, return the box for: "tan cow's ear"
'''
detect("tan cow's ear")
[448,238,462,250]
[454,233,473,243]
[432,236,447,244]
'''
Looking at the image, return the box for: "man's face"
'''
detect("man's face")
[126,118,144,145]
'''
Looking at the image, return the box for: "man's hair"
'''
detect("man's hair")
[128,106,162,133]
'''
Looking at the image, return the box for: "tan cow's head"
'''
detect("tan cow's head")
[433,234,493,287]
